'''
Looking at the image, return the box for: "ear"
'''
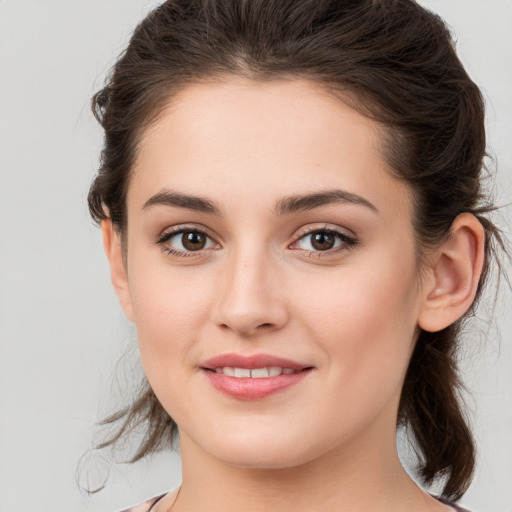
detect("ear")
[101,219,134,322]
[418,213,485,333]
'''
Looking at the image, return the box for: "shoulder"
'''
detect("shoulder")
[120,494,166,512]
[436,497,474,512]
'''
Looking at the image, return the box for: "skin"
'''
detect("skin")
[103,78,485,511]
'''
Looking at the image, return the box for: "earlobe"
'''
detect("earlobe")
[101,219,134,322]
[418,213,485,333]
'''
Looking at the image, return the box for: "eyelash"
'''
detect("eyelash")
[290,225,358,257]
[156,224,219,258]
[156,224,358,258]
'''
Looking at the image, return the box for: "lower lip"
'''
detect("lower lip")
[203,369,312,400]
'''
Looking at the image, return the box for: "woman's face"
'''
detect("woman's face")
[117,78,429,469]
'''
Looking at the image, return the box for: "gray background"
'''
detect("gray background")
[0,1,510,511]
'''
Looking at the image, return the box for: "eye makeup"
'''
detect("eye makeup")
[155,222,359,260]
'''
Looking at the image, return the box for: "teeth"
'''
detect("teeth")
[215,367,298,378]
[251,368,270,378]
[234,368,251,378]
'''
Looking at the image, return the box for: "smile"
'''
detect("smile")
[200,353,313,400]
[212,367,298,378]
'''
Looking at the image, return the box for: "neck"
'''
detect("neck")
[172,418,435,512]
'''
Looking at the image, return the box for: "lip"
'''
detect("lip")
[200,353,311,371]
[200,353,314,400]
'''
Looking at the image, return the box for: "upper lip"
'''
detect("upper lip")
[200,353,312,370]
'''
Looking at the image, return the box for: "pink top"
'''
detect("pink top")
[121,494,165,512]
[121,493,474,511]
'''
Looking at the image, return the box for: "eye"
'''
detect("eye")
[157,227,218,256]
[291,228,357,253]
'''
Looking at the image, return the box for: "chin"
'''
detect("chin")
[197,424,332,470]
[217,447,312,470]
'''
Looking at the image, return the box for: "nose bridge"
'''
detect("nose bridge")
[214,238,288,336]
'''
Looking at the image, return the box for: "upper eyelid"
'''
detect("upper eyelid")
[292,223,356,240]
[157,223,219,243]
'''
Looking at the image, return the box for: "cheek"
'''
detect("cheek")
[127,261,215,377]
[293,249,421,391]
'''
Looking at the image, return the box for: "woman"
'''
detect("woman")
[87,0,504,510]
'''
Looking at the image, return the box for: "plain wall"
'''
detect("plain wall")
[0,1,510,511]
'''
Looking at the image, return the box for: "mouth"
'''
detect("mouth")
[200,353,314,400]
[208,366,301,378]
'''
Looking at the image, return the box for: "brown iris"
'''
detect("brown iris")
[182,231,207,251]
[310,231,336,251]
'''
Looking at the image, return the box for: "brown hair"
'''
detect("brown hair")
[88,0,504,501]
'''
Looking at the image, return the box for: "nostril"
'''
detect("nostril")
[218,321,275,336]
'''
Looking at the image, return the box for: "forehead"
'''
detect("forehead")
[130,78,413,220]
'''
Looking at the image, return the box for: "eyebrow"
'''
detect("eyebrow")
[142,188,378,216]
[275,189,378,215]
[143,190,221,215]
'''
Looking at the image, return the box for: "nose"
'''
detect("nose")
[212,247,289,338]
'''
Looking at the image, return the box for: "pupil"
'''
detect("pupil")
[182,231,206,250]
[311,232,335,250]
